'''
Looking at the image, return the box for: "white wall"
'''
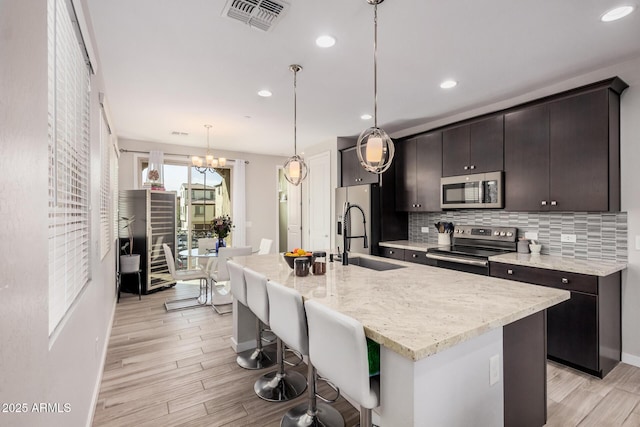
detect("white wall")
[0,1,117,425]
[618,59,640,364]
[117,138,288,252]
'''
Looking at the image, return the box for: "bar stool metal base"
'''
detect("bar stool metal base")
[254,369,307,402]
[236,345,277,370]
[281,402,345,427]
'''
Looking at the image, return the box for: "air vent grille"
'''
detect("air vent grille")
[222,0,289,32]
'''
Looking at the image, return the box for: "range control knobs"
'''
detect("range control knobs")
[506,232,513,237]
[493,231,500,236]
[500,231,506,236]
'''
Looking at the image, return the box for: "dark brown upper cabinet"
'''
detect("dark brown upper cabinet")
[442,115,504,177]
[396,131,442,212]
[505,82,624,212]
[340,146,379,186]
[504,104,551,211]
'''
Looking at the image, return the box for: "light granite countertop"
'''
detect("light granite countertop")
[489,253,627,277]
[379,240,440,251]
[233,253,569,361]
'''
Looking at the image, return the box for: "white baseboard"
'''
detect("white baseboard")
[85,299,117,427]
[622,352,640,368]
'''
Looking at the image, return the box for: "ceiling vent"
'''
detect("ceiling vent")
[222,0,289,32]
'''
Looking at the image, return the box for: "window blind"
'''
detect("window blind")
[48,0,91,335]
[111,139,119,254]
[99,110,111,259]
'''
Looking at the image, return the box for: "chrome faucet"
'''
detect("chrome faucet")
[342,202,368,266]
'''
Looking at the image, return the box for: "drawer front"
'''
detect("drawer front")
[380,247,405,260]
[404,250,428,265]
[490,263,598,294]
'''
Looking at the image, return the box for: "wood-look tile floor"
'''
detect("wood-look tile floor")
[94,283,640,427]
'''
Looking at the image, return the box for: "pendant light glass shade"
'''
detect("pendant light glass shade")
[284,154,307,185]
[357,126,394,173]
[357,0,394,175]
[283,64,308,186]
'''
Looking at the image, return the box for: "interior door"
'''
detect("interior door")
[287,180,302,250]
[308,151,331,251]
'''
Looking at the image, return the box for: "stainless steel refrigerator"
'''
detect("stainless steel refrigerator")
[335,183,407,256]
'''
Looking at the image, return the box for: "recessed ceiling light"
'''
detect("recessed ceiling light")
[258,89,272,97]
[316,35,336,48]
[440,80,458,89]
[361,114,373,120]
[601,5,634,22]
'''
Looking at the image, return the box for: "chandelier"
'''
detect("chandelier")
[192,124,226,172]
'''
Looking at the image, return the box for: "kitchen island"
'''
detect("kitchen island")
[232,253,569,426]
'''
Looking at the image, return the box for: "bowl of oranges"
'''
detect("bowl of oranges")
[282,248,314,269]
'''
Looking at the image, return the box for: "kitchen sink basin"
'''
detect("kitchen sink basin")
[347,257,406,271]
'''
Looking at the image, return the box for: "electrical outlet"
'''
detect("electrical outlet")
[421,227,429,233]
[524,231,538,240]
[636,235,640,251]
[490,355,500,386]
[561,234,577,243]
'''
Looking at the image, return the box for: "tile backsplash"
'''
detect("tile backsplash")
[408,211,627,263]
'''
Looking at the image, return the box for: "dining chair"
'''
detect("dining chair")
[256,238,273,255]
[197,237,217,269]
[209,245,252,314]
[162,243,210,311]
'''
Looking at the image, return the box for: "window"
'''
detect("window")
[48,0,92,335]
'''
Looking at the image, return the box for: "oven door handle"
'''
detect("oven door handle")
[426,253,489,267]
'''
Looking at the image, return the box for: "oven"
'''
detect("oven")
[426,225,517,275]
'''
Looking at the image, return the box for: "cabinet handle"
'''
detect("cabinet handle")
[464,166,469,170]
[561,278,569,284]
[470,165,476,170]
[412,254,418,258]
[389,250,394,255]
[551,201,557,206]
[507,269,514,275]
[417,204,421,207]
[541,201,547,206]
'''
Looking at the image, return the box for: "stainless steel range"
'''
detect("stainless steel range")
[426,225,518,275]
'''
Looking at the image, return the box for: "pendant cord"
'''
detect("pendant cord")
[373,2,378,129]
[293,68,298,156]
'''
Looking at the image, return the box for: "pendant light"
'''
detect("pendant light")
[356,0,394,174]
[283,64,308,186]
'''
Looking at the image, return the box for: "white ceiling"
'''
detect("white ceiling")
[86,0,640,157]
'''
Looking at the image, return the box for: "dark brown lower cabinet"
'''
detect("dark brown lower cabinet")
[490,262,621,378]
[404,249,428,265]
[379,247,404,260]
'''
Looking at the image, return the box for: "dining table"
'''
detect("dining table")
[176,248,232,310]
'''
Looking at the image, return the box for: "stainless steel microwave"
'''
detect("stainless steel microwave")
[441,171,504,209]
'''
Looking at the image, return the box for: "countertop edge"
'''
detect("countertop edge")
[381,290,570,361]
[489,253,627,277]
[379,240,440,251]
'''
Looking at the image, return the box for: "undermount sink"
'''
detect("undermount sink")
[347,257,406,271]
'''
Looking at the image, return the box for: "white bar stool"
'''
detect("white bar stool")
[245,269,307,402]
[304,300,380,427]
[267,280,344,426]
[227,260,276,370]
